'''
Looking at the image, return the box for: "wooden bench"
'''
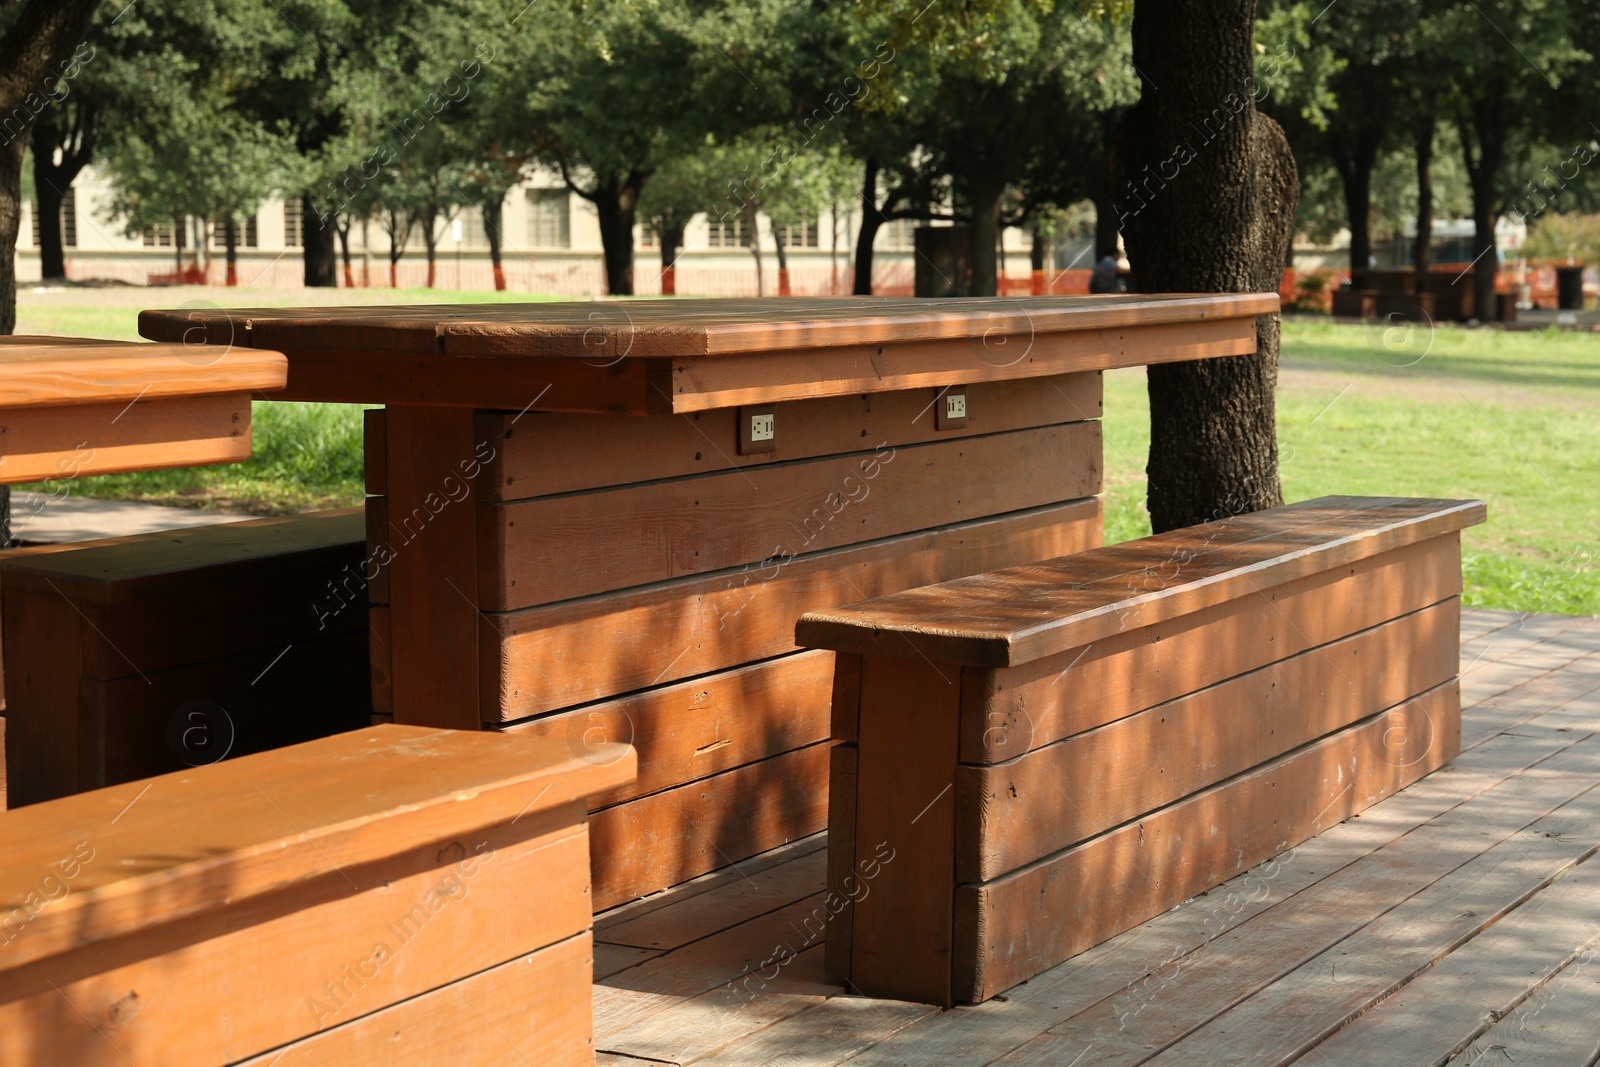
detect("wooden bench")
[0,509,371,807]
[0,724,634,1065]
[796,496,1486,1006]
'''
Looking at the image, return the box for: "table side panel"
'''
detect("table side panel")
[0,393,252,485]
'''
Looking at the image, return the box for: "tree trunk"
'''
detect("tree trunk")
[31,100,97,283]
[968,181,1003,297]
[483,199,506,291]
[1108,0,1298,533]
[33,168,66,280]
[747,208,766,298]
[303,195,337,286]
[774,225,791,296]
[0,140,22,334]
[337,222,354,288]
[224,217,239,286]
[1413,110,1435,276]
[421,207,439,289]
[853,156,883,296]
[173,215,184,273]
[1458,100,1506,322]
[1332,125,1382,273]
[1030,227,1048,295]
[660,220,684,296]
[590,175,640,296]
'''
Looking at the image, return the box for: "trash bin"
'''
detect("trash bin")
[1556,265,1585,310]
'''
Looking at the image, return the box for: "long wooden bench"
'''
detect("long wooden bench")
[0,509,371,807]
[0,724,635,1065]
[796,495,1486,1006]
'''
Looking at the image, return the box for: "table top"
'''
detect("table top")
[136,294,1278,413]
[797,496,1486,667]
[0,335,288,410]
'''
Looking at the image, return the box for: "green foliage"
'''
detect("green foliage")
[1521,211,1600,264]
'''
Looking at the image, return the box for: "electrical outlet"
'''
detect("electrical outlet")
[935,387,969,430]
[738,407,778,454]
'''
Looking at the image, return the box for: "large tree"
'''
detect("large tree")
[1109,0,1300,531]
[0,0,101,333]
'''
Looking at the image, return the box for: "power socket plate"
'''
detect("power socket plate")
[738,407,778,454]
[935,387,968,430]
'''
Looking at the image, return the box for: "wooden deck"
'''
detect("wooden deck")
[590,608,1600,1066]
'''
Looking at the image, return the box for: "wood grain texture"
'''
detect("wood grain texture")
[797,497,1486,667]
[951,680,1461,1003]
[831,652,863,743]
[484,499,1101,720]
[362,406,387,495]
[503,651,833,809]
[0,392,252,485]
[850,656,962,1007]
[958,535,1462,762]
[235,932,597,1067]
[588,742,830,911]
[383,406,486,730]
[825,742,858,983]
[369,604,393,716]
[956,600,1461,880]
[664,316,1257,413]
[0,724,633,970]
[364,495,389,604]
[0,813,593,1066]
[478,372,1103,500]
[0,340,285,409]
[481,421,1102,610]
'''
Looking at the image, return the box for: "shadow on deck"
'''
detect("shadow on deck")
[591,608,1600,1066]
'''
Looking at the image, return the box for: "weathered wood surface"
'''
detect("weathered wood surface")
[797,496,1486,666]
[582,610,1600,1067]
[136,294,1271,413]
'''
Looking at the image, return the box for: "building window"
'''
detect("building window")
[283,198,303,247]
[212,214,261,249]
[143,221,177,247]
[881,218,915,250]
[707,217,750,249]
[526,189,570,248]
[639,223,658,249]
[245,213,258,248]
[778,220,818,249]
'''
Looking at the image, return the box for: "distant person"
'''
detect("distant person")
[1089,252,1121,294]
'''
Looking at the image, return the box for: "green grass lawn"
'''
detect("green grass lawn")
[17,289,1600,616]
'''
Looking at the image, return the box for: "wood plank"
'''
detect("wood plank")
[139,294,1278,358]
[825,742,857,983]
[364,495,389,604]
[664,315,1257,412]
[369,603,393,717]
[1,815,592,1066]
[957,601,1461,880]
[478,372,1102,500]
[594,834,826,934]
[383,406,485,730]
[599,948,834,1064]
[237,932,595,1067]
[797,496,1485,667]
[850,656,962,1006]
[843,722,1588,1067]
[0,590,85,806]
[831,652,863,743]
[1460,650,1600,750]
[362,406,386,495]
[1134,758,1600,1067]
[588,743,830,911]
[1305,855,1600,1066]
[1000,734,1600,1067]
[597,842,827,951]
[595,943,664,980]
[958,534,1462,762]
[691,996,939,1067]
[1450,944,1600,1067]
[0,393,252,484]
[0,725,633,970]
[0,341,284,408]
[953,681,1460,1003]
[486,498,1101,720]
[481,421,1102,610]
[504,651,833,809]
[82,630,372,791]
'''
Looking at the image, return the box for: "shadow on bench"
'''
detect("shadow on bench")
[797,495,1486,1006]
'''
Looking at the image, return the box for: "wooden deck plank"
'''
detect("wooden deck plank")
[1459,650,1600,749]
[598,847,827,951]
[596,835,826,934]
[599,948,832,1064]
[1108,746,1600,1067]
[838,723,1584,1066]
[689,996,939,1067]
[595,944,666,981]
[1449,943,1600,1066]
[1305,854,1600,1065]
[977,737,1600,1066]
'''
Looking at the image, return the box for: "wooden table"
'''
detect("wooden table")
[139,294,1276,906]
